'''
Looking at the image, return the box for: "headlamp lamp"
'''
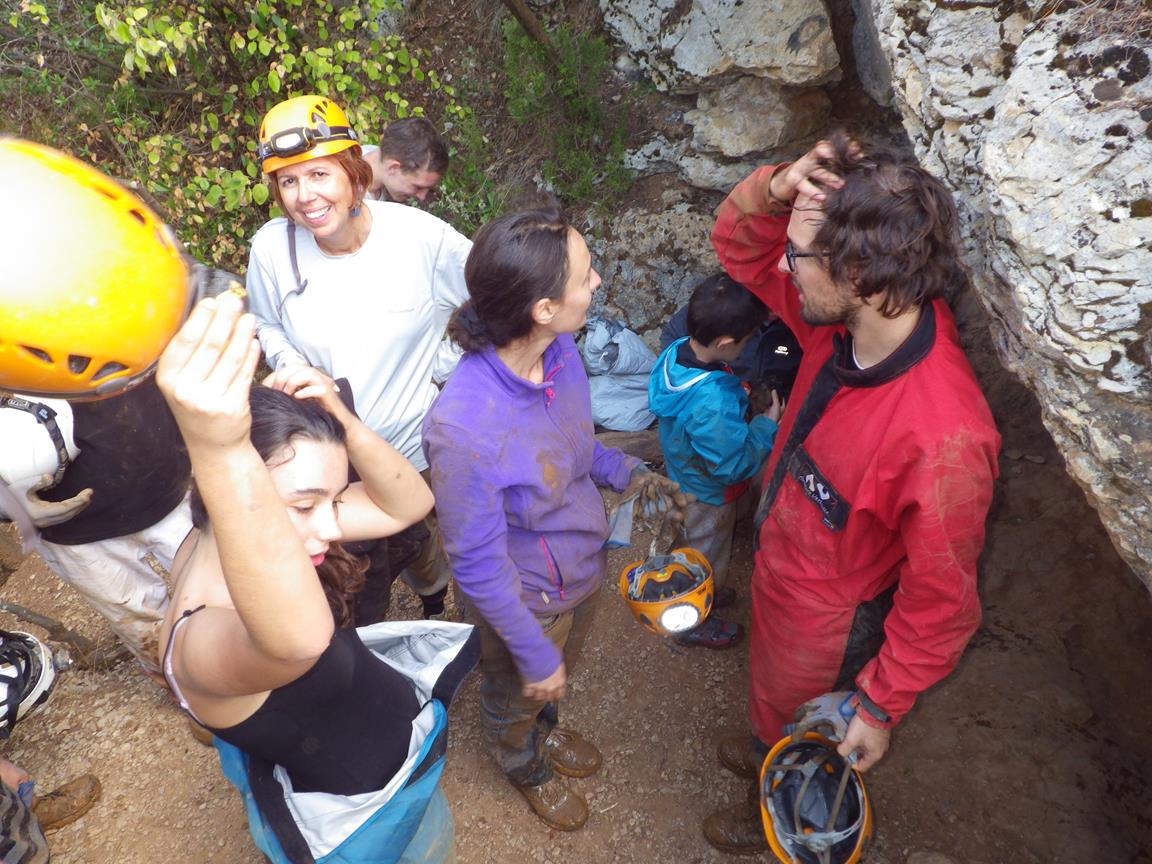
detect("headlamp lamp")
[257,124,357,163]
[658,603,702,633]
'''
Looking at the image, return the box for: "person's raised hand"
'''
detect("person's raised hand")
[767,139,845,207]
[263,365,351,425]
[155,293,261,451]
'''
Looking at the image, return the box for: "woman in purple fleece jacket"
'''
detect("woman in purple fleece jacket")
[422,207,675,832]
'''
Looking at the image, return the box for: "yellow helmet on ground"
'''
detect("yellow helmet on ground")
[759,733,874,864]
[619,547,714,636]
[257,95,360,173]
[0,139,194,400]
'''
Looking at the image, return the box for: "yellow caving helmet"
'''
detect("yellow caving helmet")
[257,95,360,174]
[619,547,714,636]
[759,733,874,864]
[0,139,194,400]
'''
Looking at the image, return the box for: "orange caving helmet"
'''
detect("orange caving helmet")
[0,139,194,400]
[257,95,360,174]
[619,547,714,636]
[759,733,874,864]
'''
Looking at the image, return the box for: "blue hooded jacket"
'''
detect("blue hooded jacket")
[648,338,778,506]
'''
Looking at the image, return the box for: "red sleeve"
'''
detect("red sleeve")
[853,423,999,727]
[711,165,815,347]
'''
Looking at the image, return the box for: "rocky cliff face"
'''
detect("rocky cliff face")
[595,0,841,348]
[867,2,1152,590]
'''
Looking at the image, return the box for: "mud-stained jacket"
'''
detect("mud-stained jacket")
[713,165,1001,736]
[215,621,478,864]
[648,337,778,506]
[422,333,638,684]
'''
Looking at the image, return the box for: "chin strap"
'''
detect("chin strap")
[0,394,71,485]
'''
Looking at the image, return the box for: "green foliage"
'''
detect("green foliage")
[430,109,508,237]
[1,1,470,270]
[501,19,632,211]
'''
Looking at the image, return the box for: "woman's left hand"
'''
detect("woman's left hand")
[263,365,352,424]
[621,466,689,518]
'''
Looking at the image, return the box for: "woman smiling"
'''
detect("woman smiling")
[246,95,470,623]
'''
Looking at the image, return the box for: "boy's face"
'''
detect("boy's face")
[710,331,755,363]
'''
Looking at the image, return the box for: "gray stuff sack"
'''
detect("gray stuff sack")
[581,316,656,432]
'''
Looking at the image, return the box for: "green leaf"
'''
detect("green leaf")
[267,69,281,92]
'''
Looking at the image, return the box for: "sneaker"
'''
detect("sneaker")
[702,791,767,856]
[674,615,744,649]
[32,773,101,832]
[545,727,602,778]
[517,776,588,831]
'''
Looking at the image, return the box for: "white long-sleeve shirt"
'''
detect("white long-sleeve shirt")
[246,199,471,470]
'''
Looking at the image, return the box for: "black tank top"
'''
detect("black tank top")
[206,625,421,795]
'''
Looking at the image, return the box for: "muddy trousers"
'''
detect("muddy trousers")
[681,499,739,587]
[465,591,600,787]
[33,498,191,675]
[747,560,894,744]
[349,469,452,625]
[0,783,48,864]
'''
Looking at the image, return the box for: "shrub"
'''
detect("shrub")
[2,0,468,270]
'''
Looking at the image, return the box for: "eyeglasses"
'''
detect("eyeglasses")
[785,239,830,272]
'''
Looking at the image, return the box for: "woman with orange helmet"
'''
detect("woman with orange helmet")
[246,94,471,624]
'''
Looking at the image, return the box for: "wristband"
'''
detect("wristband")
[852,690,892,727]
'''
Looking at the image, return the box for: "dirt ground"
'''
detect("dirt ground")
[4,4,1151,861]
[2,318,1152,863]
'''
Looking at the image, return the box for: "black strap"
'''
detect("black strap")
[753,345,845,545]
[0,395,72,485]
[276,222,309,316]
[753,305,940,545]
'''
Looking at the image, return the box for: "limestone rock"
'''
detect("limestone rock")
[685,76,831,157]
[624,135,689,177]
[850,0,893,106]
[590,202,719,338]
[600,0,841,92]
[871,2,1152,589]
[677,153,761,192]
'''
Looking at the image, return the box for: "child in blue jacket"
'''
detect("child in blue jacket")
[648,273,783,648]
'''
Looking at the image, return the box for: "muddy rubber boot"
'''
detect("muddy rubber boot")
[32,773,101,832]
[517,776,588,831]
[545,727,603,779]
[716,732,766,779]
[702,782,766,856]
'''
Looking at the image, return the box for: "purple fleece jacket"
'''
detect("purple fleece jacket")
[422,333,638,683]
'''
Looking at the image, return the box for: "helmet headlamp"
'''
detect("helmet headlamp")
[619,548,714,637]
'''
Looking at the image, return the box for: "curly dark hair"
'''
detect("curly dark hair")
[189,387,365,626]
[813,131,968,317]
